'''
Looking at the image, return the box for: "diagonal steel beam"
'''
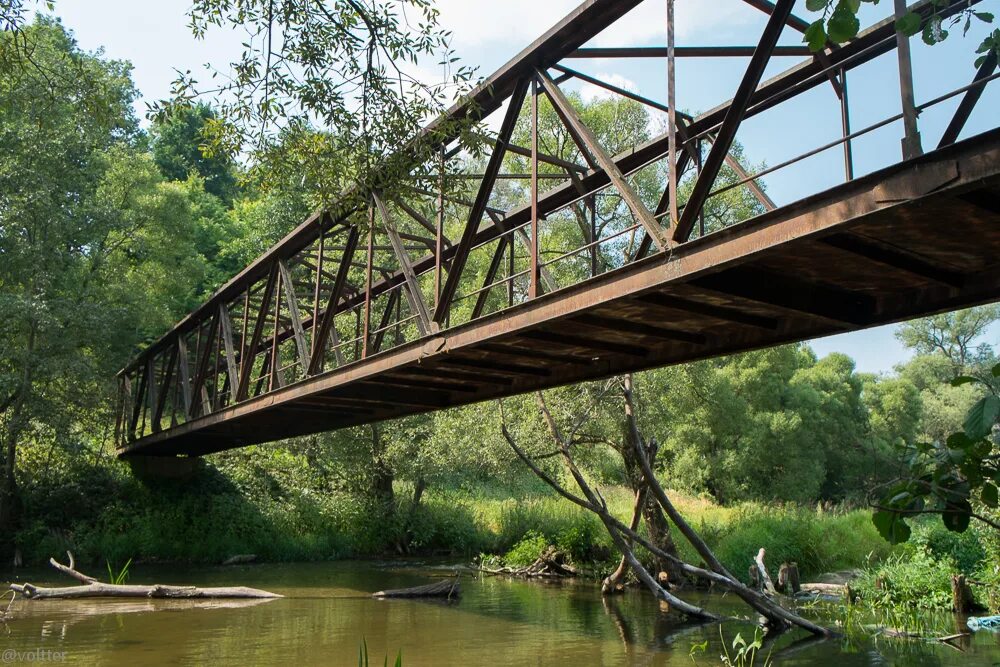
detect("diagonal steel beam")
[374,192,436,335]
[674,0,794,242]
[218,303,241,394]
[434,78,529,325]
[152,344,177,432]
[938,49,997,148]
[236,265,278,400]
[278,259,311,374]
[551,64,670,113]
[472,238,511,320]
[537,67,672,251]
[189,313,219,418]
[308,226,360,375]
[371,288,401,353]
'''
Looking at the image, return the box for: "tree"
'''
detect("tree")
[158,0,478,209]
[0,18,208,544]
[874,308,1000,543]
[150,103,239,203]
[896,305,1000,380]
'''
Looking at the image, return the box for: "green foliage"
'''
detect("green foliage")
[150,103,238,203]
[106,558,131,585]
[873,361,1000,545]
[854,551,956,610]
[803,0,995,57]
[855,519,988,610]
[358,639,402,667]
[699,505,889,581]
[502,531,550,568]
[719,626,771,667]
[158,0,479,208]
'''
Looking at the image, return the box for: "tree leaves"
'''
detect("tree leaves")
[827,7,861,43]
[982,482,999,508]
[896,12,923,37]
[964,395,1000,440]
[804,21,828,52]
[873,509,911,544]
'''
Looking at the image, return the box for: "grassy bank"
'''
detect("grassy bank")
[15,449,890,585]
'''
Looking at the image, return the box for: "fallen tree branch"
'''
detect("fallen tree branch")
[10,582,282,600]
[373,578,460,599]
[10,556,281,600]
[49,551,97,584]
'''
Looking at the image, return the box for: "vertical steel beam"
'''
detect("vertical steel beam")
[177,335,193,418]
[372,288,401,353]
[530,77,540,300]
[894,0,923,159]
[666,0,679,227]
[362,206,375,358]
[673,0,793,242]
[310,228,326,360]
[127,372,142,440]
[145,357,158,433]
[269,269,283,391]
[436,147,445,308]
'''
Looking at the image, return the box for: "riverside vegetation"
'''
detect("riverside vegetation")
[3,11,1000,628]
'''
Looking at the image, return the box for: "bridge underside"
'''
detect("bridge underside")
[120,132,1000,457]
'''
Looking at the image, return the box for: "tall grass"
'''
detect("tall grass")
[14,446,889,581]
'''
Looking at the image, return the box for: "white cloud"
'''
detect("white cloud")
[579,73,638,102]
[434,0,759,53]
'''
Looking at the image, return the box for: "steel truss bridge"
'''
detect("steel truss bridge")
[116,0,1000,457]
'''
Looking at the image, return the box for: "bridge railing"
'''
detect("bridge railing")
[115,0,998,449]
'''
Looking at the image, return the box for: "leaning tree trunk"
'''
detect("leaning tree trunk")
[619,375,685,586]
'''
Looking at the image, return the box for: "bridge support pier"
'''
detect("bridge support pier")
[125,455,201,481]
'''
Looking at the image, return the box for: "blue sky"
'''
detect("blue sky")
[50,0,1000,374]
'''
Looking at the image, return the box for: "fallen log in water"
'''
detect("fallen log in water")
[795,582,847,597]
[9,553,281,601]
[11,582,282,600]
[372,578,460,599]
[477,545,579,579]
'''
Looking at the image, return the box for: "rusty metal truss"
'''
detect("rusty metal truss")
[116,0,1000,457]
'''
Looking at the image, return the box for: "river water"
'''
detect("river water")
[3,560,999,665]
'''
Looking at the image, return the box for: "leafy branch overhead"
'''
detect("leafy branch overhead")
[152,0,480,207]
[803,0,998,67]
[873,360,1000,543]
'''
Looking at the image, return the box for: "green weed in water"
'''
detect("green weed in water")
[105,558,131,585]
[358,638,402,667]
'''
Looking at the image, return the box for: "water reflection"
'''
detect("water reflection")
[1,560,998,666]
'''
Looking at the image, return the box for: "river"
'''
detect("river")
[3,560,999,665]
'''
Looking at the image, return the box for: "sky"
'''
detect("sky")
[47,0,1000,375]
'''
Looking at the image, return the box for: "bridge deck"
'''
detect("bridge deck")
[120,131,1000,456]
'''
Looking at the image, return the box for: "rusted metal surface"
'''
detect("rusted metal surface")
[115,0,999,458]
